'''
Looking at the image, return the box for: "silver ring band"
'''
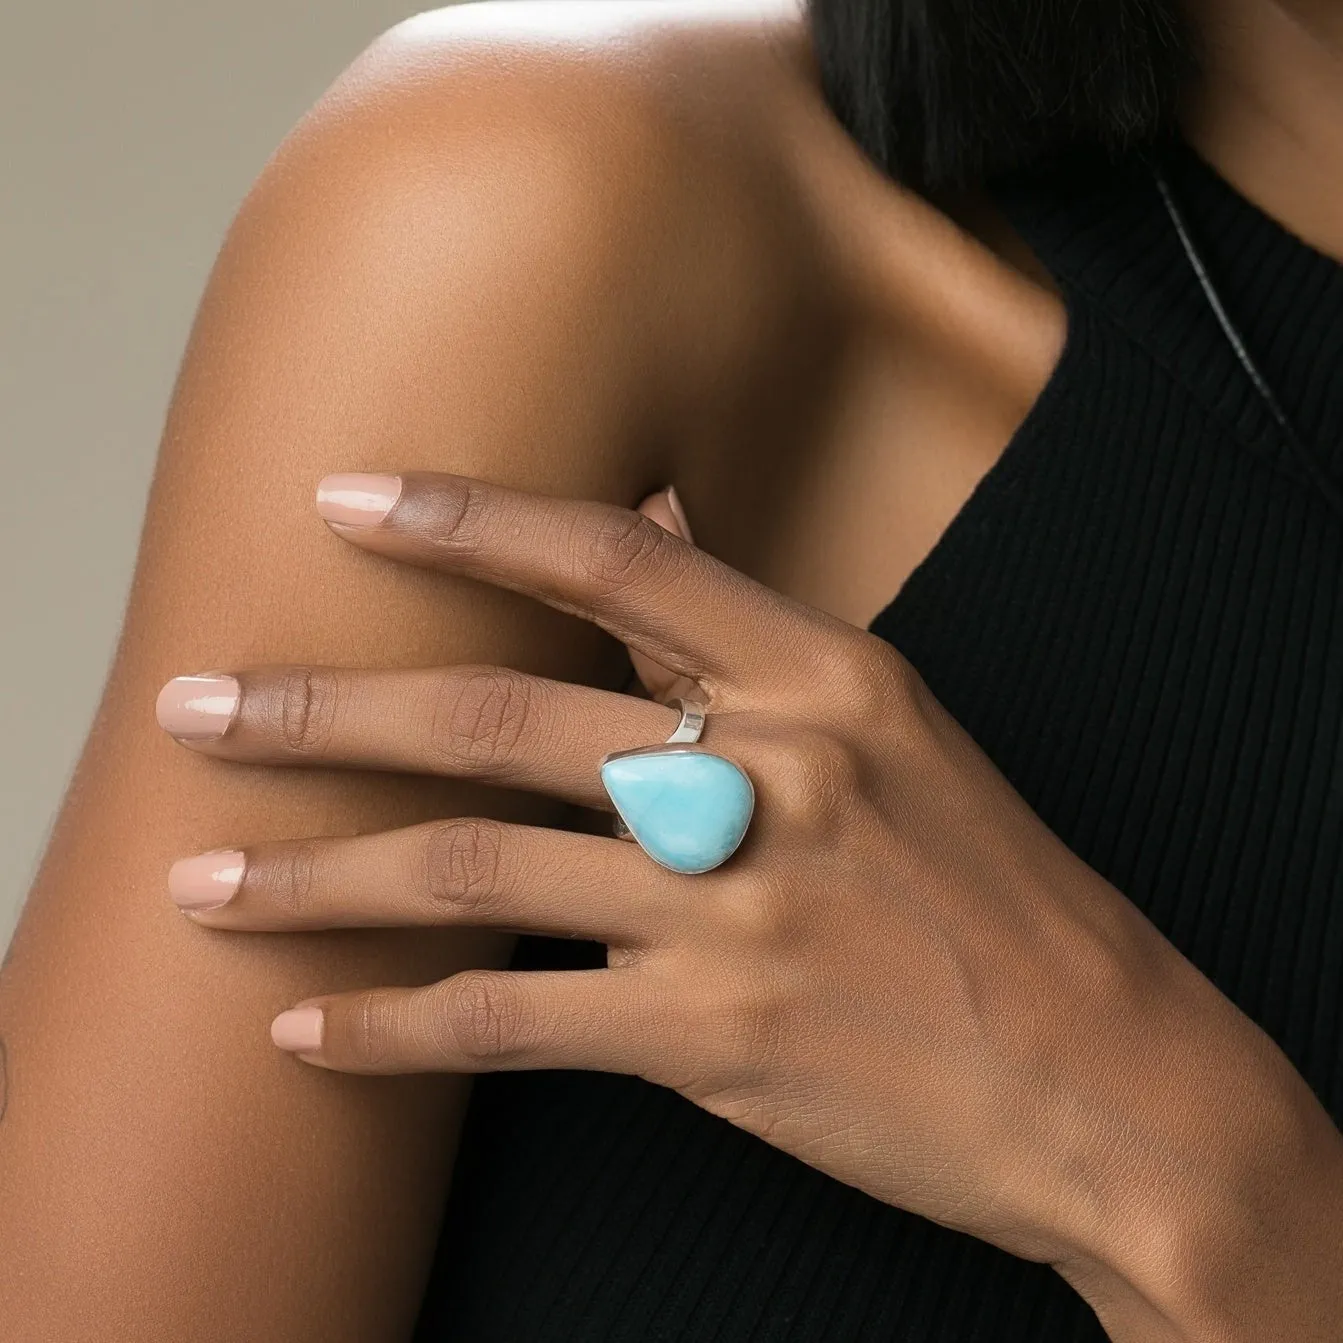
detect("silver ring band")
[664,697,706,745]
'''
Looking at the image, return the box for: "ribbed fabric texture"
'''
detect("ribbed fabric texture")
[414,136,1343,1341]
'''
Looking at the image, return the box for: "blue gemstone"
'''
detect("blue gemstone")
[600,748,754,874]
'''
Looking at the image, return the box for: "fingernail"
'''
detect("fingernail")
[315,473,403,528]
[665,486,694,543]
[156,674,240,741]
[168,850,245,912]
[271,1007,325,1054]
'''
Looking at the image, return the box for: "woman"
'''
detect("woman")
[1,0,1340,1337]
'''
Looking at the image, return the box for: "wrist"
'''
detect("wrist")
[1050,974,1343,1340]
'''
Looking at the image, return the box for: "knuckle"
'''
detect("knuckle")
[582,508,685,597]
[764,727,864,835]
[422,818,506,914]
[259,842,320,919]
[442,971,532,1061]
[895,659,941,739]
[420,476,488,553]
[345,994,393,1070]
[275,667,339,755]
[713,870,796,947]
[430,668,537,775]
[824,633,906,722]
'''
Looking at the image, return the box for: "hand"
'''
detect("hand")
[155,470,1343,1335]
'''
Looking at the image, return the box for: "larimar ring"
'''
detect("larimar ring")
[600,698,755,875]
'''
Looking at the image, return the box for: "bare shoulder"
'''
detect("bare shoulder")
[225,0,825,456]
[252,0,1054,416]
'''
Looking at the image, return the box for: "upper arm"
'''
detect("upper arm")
[0,11,701,1339]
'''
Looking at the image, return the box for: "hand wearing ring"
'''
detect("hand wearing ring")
[154,470,1339,1324]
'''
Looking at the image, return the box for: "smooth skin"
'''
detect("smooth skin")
[1,0,1341,1340]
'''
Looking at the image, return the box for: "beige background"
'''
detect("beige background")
[0,2,435,954]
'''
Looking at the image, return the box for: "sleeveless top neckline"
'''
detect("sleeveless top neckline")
[994,133,1343,475]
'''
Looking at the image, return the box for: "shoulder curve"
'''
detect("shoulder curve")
[361,0,813,111]
[231,0,832,435]
[272,0,813,227]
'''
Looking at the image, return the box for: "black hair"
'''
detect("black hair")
[806,0,1200,194]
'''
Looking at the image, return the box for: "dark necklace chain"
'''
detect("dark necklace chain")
[1151,162,1343,522]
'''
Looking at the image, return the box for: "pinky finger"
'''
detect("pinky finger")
[270,967,668,1076]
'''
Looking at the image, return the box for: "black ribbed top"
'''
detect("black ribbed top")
[414,136,1343,1341]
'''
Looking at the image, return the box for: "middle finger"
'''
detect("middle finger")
[156,663,683,810]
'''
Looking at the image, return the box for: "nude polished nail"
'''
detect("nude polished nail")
[665,485,694,543]
[315,473,403,527]
[155,674,240,741]
[168,850,245,912]
[271,1007,325,1054]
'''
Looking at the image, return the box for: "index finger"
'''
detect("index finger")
[314,471,832,693]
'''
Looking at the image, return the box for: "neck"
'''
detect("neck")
[1182,0,1343,263]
